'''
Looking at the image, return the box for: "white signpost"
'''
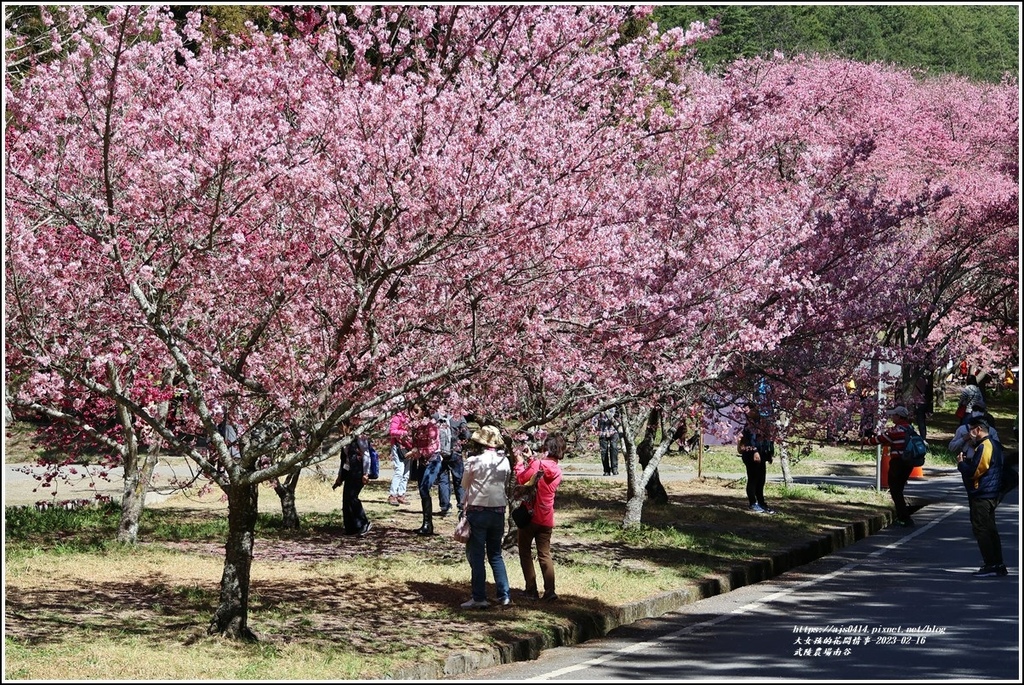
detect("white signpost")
[868,358,904,491]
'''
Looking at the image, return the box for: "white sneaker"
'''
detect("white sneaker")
[460,598,489,609]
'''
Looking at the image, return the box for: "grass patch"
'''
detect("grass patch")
[4,501,121,539]
[5,394,1016,679]
[5,476,893,679]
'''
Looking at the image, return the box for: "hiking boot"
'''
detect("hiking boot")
[460,598,489,609]
[415,510,434,536]
[973,565,999,577]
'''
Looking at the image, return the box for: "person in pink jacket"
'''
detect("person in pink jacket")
[408,401,442,536]
[387,402,415,506]
[513,432,566,602]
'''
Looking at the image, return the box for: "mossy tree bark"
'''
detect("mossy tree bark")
[208,480,259,641]
[272,467,302,530]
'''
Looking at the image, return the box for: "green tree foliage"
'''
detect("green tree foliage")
[655,4,1019,83]
[167,5,275,46]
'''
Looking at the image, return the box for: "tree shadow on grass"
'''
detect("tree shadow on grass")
[4,477,892,667]
[4,580,213,646]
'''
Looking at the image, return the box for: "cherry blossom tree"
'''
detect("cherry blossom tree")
[876,74,1019,385]
[5,4,715,639]
[6,4,1017,638]
[728,61,1020,457]
[489,54,1018,524]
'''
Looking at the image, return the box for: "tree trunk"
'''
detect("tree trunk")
[109,361,161,545]
[622,479,646,527]
[778,444,793,486]
[273,468,302,530]
[621,406,674,528]
[621,433,645,529]
[775,411,794,486]
[208,480,259,641]
[638,437,669,505]
[697,417,705,479]
[117,448,158,544]
[639,407,668,504]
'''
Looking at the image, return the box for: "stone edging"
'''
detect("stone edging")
[391,510,893,679]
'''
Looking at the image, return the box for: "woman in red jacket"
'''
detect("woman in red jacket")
[513,432,565,602]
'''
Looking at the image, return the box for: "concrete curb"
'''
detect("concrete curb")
[391,510,895,680]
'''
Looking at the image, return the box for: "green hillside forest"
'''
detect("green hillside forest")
[654,4,1019,83]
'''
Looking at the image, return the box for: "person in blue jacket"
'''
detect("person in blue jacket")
[955,415,1007,577]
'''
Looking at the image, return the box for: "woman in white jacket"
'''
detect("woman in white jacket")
[459,425,512,609]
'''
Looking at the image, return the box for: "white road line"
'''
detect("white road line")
[528,503,964,681]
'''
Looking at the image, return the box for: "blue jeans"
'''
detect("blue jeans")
[438,454,465,513]
[466,508,510,602]
[417,455,443,511]
[389,444,410,497]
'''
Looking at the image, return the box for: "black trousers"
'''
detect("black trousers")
[887,457,914,522]
[744,458,768,507]
[342,471,369,534]
[968,497,1003,567]
[599,435,619,474]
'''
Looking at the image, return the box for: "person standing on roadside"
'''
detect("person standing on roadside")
[956,415,1008,577]
[408,401,442,536]
[911,367,934,439]
[862,405,915,527]
[513,432,566,602]
[332,415,374,537]
[459,425,513,609]
[594,408,620,476]
[387,400,415,507]
[737,404,776,514]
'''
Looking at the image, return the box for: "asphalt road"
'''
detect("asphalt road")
[459,480,1021,681]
